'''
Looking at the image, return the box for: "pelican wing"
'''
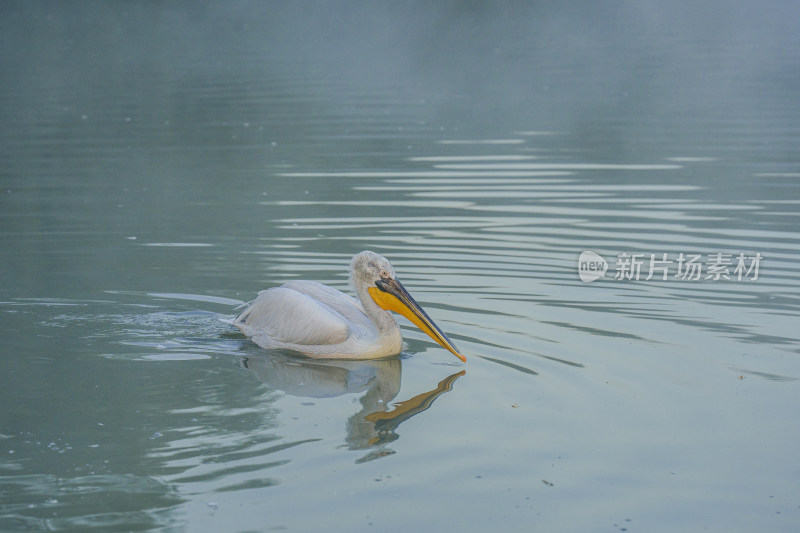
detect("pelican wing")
[233,287,348,345]
[233,281,371,347]
[281,280,367,323]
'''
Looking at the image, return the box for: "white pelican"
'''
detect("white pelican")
[233,251,466,362]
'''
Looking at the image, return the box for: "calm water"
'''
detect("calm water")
[2,2,800,532]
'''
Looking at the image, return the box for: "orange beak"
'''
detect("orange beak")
[369,278,466,362]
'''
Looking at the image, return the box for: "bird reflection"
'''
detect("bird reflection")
[362,370,464,441]
[242,352,464,461]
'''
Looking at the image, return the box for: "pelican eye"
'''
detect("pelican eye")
[379,269,391,280]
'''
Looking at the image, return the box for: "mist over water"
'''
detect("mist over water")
[2,2,799,532]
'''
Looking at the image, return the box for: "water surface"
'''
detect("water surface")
[2,2,799,532]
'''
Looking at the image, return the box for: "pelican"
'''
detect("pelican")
[233,251,465,362]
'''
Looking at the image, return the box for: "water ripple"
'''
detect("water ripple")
[253,141,800,370]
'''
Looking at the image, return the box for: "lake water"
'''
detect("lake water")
[2,2,799,532]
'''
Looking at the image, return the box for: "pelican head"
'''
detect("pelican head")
[350,251,466,362]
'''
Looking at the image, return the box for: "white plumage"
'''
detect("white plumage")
[233,251,465,361]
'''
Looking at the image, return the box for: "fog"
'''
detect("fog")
[3,1,798,136]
